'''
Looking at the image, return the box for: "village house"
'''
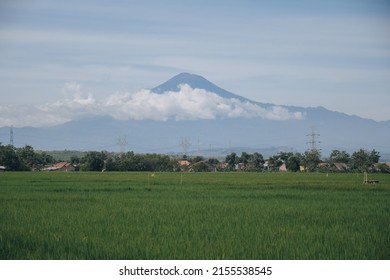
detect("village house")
[43,162,75,172]
[279,163,287,172]
[331,162,349,172]
[318,162,328,168]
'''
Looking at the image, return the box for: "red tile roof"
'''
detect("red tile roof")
[52,162,72,168]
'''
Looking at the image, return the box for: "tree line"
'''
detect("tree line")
[0,144,55,171]
[0,143,388,173]
[223,149,384,173]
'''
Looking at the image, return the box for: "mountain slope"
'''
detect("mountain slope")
[152,72,252,103]
[3,115,388,158]
[1,73,389,157]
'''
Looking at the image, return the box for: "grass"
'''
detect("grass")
[0,172,389,259]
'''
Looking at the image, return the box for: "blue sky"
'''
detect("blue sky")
[0,0,389,126]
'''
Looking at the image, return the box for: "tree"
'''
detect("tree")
[70,156,80,165]
[192,161,211,172]
[80,151,107,171]
[207,158,220,165]
[0,144,23,171]
[329,150,350,164]
[351,149,380,172]
[376,163,390,174]
[144,153,171,171]
[286,153,302,172]
[267,152,293,171]
[105,157,117,171]
[369,149,380,164]
[36,152,55,166]
[303,150,321,172]
[191,156,205,164]
[239,152,250,166]
[16,145,36,170]
[276,152,292,163]
[249,152,264,170]
[104,152,175,172]
[268,153,286,168]
[225,152,237,168]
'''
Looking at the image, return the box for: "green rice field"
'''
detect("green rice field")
[0,172,389,259]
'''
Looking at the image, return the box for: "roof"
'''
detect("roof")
[42,162,74,171]
[333,163,348,170]
[279,163,287,171]
[52,162,73,168]
[178,160,190,166]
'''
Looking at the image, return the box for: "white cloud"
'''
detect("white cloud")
[0,84,304,127]
[0,105,69,127]
[99,84,305,122]
[63,82,81,93]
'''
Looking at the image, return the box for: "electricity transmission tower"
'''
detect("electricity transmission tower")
[10,125,14,147]
[306,126,320,152]
[180,137,191,156]
[117,135,128,154]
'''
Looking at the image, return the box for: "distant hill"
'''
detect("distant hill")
[1,73,389,158]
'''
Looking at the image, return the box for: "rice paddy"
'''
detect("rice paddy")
[0,172,389,259]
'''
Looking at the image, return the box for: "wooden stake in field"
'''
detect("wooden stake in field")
[363,172,379,185]
[147,173,155,190]
[149,173,155,186]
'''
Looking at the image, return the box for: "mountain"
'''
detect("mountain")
[152,73,250,102]
[1,73,389,158]
[152,72,276,109]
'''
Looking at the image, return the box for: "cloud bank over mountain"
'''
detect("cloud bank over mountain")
[1,74,389,156]
[0,83,304,127]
